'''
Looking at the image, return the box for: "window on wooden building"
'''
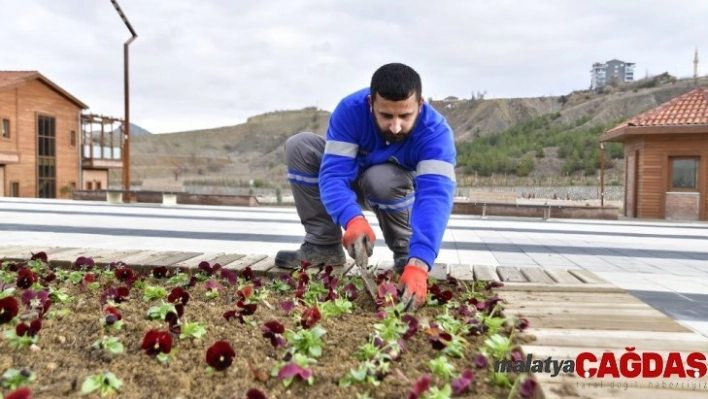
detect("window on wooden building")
[37,115,57,199]
[670,157,699,190]
[70,130,76,146]
[1,119,9,139]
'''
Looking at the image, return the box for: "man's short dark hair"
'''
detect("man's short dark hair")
[370,63,422,102]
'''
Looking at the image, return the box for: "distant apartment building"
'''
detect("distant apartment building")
[590,59,635,89]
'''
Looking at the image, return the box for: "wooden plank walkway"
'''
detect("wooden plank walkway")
[499,284,708,398]
[0,246,613,286]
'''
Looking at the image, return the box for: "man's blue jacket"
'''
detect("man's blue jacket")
[319,88,457,269]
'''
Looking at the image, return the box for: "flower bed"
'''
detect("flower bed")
[0,252,537,399]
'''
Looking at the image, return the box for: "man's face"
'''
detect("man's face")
[369,93,423,143]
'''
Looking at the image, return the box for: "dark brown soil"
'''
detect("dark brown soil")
[0,259,532,399]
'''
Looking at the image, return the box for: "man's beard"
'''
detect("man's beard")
[374,115,419,144]
[380,129,410,143]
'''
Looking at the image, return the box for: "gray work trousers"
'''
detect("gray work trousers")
[284,131,413,257]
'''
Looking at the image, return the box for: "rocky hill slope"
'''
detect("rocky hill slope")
[113,75,708,189]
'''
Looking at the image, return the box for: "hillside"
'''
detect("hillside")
[112,75,708,189]
[119,123,151,137]
[89,122,151,148]
[119,108,330,187]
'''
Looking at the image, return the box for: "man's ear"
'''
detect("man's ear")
[367,95,373,112]
[419,96,424,110]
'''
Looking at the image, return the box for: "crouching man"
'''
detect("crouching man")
[275,62,457,311]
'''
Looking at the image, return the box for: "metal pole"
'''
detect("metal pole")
[110,0,137,197]
[78,112,83,191]
[599,142,605,207]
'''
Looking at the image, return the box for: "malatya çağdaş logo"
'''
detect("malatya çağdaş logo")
[494,348,707,379]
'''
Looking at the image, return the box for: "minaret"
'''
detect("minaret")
[694,47,699,79]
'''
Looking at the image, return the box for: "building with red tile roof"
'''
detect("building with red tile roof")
[600,87,708,221]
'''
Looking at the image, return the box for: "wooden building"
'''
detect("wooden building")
[80,113,123,192]
[600,87,708,221]
[0,71,88,199]
[0,71,123,199]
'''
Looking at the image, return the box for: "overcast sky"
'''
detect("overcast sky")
[1,0,706,134]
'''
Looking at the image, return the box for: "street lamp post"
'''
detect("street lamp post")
[599,142,605,207]
[109,0,137,199]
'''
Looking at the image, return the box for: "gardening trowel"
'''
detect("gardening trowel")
[353,235,378,299]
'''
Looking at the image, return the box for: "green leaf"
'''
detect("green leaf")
[68,271,84,285]
[81,375,103,395]
[311,326,327,339]
[424,384,453,399]
[45,308,73,319]
[2,368,36,390]
[427,356,456,380]
[102,372,123,393]
[156,353,170,364]
[146,301,176,321]
[101,269,117,279]
[483,333,511,359]
[53,269,71,282]
[132,279,146,290]
[308,345,322,358]
[3,329,39,349]
[92,336,124,355]
[179,322,207,340]
[166,272,191,287]
[320,297,354,318]
[27,259,46,271]
[282,376,294,388]
[355,341,382,362]
[48,287,73,304]
[270,279,291,293]
[350,365,368,381]
[81,371,122,396]
[489,371,512,388]
[104,319,123,332]
[143,285,167,301]
[104,338,124,355]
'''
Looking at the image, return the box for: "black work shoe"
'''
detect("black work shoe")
[274,242,346,270]
[393,253,409,274]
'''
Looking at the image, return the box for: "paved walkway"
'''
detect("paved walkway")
[1,198,707,336]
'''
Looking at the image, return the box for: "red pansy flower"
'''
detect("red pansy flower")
[0,297,19,325]
[206,341,236,371]
[141,329,172,356]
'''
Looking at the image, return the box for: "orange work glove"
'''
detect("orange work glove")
[342,216,376,258]
[397,264,428,312]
